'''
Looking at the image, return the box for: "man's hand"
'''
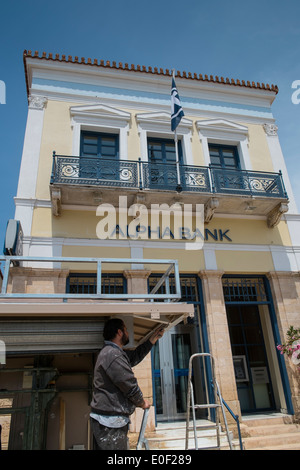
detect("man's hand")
[149,327,165,345]
[141,399,151,409]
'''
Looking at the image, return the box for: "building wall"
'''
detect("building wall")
[3,54,300,449]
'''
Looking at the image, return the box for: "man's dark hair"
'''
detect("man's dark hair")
[103,318,125,341]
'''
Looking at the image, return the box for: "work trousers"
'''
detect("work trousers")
[90,418,129,450]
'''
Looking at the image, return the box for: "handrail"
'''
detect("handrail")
[50,153,288,199]
[211,381,244,450]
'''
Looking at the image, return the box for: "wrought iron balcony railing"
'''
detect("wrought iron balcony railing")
[50,153,288,199]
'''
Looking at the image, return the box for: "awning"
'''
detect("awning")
[0,299,194,347]
[0,255,194,350]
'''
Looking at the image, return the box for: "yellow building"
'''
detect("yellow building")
[0,50,299,450]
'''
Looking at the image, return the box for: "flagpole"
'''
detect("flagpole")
[172,69,182,193]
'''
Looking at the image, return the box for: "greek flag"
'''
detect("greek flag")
[171,76,184,131]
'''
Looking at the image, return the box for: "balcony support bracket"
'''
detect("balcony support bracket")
[267,202,289,228]
[204,197,219,223]
[50,187,62,217]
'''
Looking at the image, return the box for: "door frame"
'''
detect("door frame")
[223,275,294,416]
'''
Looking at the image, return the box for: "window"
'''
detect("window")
[67,273,126,295]
[147,137,183,189]
[147,138,182,165]
[209,144,244,192]
[208,144,240,170]
[79,131,120,181]
[80,131,119,160]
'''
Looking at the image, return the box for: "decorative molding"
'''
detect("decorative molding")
[70,102,131,159]
[28,95,47,110]
[267,202,289,228]
[196,118,249,137]
[136,111,193,131]
[70,103,131,122]
[263,123,278,136]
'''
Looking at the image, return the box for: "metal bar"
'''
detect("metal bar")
[0,256,178,264]
[1,259,10,294]
[149,264,174,295]
[136,408,150,450]
[174,260,181,298]
[96,260,102,296]
[0,256,181,301]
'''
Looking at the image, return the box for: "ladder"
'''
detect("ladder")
[185,353,233,450]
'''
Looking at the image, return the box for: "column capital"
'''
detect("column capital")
[123,269,151,279]
[267,271,300,281]
[198,270,224,280]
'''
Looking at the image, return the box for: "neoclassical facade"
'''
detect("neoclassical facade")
[0,50,299,450]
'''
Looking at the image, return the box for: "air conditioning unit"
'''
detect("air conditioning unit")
[3,219,23,256]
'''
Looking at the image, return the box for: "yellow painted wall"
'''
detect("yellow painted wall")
[36,100,75,200]
[247,124,274,172]
[31,206,292,249]
[215,250,274,273]
[61,245,131,272]
[206,217,292,246]
[143,247,205,272]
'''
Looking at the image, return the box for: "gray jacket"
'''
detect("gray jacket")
[90,340,153,417]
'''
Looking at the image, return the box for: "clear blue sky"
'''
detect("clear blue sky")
[0,0,300,247]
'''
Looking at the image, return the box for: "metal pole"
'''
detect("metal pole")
[174,129,182,192]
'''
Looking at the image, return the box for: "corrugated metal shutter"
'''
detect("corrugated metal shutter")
[0,320,104,354]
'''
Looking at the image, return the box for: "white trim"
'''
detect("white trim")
[264,132,297,213]
[136,111,193,163]
[15,100,47,236]
[70,103,131,159]
[23,235,300,272]
[196,118,251,170]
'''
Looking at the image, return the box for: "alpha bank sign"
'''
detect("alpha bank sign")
[95,196,232,250]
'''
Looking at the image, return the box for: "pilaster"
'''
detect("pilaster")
[198,270,241,419]
[267,271,300,420]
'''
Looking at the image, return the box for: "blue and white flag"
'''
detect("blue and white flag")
[171,76,184,131]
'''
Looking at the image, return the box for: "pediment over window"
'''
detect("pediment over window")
[70,103,131,123]
[136,112,193,130]
[196,118,248,137]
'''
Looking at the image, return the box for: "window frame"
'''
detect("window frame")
[208,143,241,170]
[147,137,183,165]
[80,130,120,160]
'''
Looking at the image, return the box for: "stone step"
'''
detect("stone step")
[244,423,300,437]
[130,419,237,450]
[243,431,300,450]
[242,415,293,427]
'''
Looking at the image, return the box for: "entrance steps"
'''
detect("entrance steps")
[241,413,300,450]
[130,419,239,450]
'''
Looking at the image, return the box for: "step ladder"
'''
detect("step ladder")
[185,353,233,450]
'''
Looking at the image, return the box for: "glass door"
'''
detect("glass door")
[153,324,202,422]
[80,131,119,181]
[147,137,183,190]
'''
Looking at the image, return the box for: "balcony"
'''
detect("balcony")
[50,153,289,226]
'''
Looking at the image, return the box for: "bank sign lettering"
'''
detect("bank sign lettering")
[96,196,232,250]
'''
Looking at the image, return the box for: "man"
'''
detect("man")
[90,318,164,450]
